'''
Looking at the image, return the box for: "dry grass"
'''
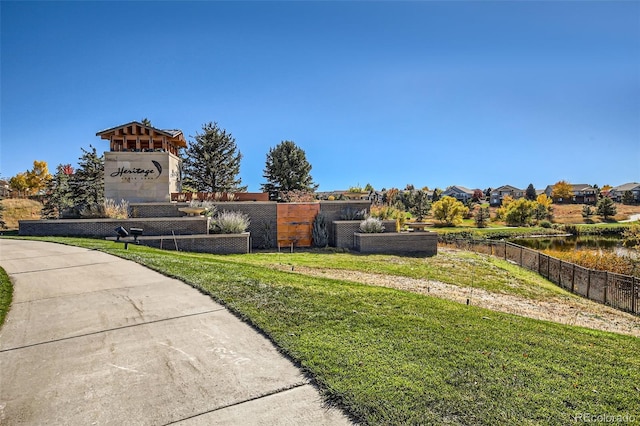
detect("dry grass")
[275,262,640,337]
[0,198,43,230]
[550,203,640,224]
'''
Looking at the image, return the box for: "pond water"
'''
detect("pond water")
[514,236,638,258]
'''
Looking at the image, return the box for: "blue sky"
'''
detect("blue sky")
[1,1,638,192]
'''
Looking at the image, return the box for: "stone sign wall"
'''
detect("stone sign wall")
[104,151,182,203]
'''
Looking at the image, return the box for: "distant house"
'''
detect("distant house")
[610,183,640,204]
[490,185,524,206]
[442,186,474,203]
[544,183,597,204]
[0,180,10,198]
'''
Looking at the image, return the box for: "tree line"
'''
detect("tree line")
[11,121,317,218]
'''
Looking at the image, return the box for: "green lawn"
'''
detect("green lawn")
[0,267,12,327]
[6,237,640,425]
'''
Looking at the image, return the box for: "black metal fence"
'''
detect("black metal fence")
[444,239,639,315]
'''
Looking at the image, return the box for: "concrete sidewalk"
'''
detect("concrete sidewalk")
[0,239,353,425]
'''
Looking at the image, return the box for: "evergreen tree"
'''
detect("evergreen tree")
[261,140,317,198]
[475,206,490,228]
[405,190,431,221]
[41,164,74,218]
[525,183,537,200]
[431,188,443,202]
[596,197,617,221]
[622,191,635,205]
[183,122,246,193]
[70,146,104,211]
[0,201,6,229]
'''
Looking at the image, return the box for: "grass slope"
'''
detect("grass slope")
[0,198,43,230]
[0,267,13,327]
[8,237,640,425]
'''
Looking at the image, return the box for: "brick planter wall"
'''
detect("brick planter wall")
[131,203,183,218]
[354,232,438,255]
[18,217,208,237]
[135,233,249,254]
[332,219,397,249]
[131,202,277,249]
[320,201,371,246]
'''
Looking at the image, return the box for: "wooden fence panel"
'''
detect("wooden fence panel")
[276,203,320,248]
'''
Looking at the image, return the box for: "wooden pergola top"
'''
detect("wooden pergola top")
[96,121,187,148]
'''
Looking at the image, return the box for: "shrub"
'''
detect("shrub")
[370,205,402,220]
[210,210,250,234]
[623,224,640,249]
[339,207,367,220]
[189,200,216,217]
[258,222,274,249]
[312,212,329,247]
[370,205,404,232]
[539,220,552,229]
[359,217,385,233]
[80,199,129,219]
[563,224,579,236]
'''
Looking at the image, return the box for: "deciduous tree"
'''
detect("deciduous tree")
[535,194,553,220]
[504,198,536,226]
[9,173,29,197]
[551,180,573,203]
[183,122,246,193]
[26,160,52,195]
[261,140,317,198]
[432,196,468,227]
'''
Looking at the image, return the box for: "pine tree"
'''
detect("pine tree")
[41,164,74,218]
[70,146,104,211]
[525,183,537,200]
[183,122,246,193]
[405,190,431,221]
[261,140,317,198]
[475,206,490,228]
[596,197,617,221]
[0,201,6,229]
